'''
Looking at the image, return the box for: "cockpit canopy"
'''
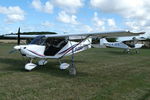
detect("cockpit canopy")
[30,36,46,45]
[30,35,68,56]
[30,36,68,46]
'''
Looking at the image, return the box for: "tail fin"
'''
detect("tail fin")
[100,38,108,45]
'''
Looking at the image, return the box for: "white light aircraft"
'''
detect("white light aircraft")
[100,38,144,53]
[3,28,144,75]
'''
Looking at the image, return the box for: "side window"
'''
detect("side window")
[44,38,68,56]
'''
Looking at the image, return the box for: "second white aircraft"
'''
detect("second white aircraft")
[100,38,144,53]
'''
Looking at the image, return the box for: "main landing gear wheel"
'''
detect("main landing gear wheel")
[59,63,70,70]
[69,65,76,75]
[58,59,70,70]
[25,63,37,71]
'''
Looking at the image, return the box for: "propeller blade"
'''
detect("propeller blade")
[9,49,17,54]
[18,27,21,45]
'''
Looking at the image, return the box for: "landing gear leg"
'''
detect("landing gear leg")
[38,59,47,65]
[30,58,33,63]
[135,49,139,54]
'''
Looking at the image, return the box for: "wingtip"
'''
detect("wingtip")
[129,31,145,34]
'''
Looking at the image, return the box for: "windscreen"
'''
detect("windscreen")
[30,36,46,45]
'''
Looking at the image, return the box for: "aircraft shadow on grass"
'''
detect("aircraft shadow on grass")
[104,50,126,55]
[138,89,150,100]
[103,50,137,55]
[0,57,25,71]
[0,57,89,77]
[34,59,89,77]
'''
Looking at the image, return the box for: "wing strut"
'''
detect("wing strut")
[68,35,90,75]
[69,42,76,75]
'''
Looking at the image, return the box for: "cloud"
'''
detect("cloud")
[0,6,25,23]
[53,0,84,13]
[32,0,83,14]
[31,0,42,10]
[107,19,116,27]
[41,21,52,27]
[44,1,54,13]
[57,11,78,24]
[90,0,144,18]
[32,0,53,14]
[90,0,150,33]
[73,25,93,33]
[83,25,93,32]
[92,12,105,31]
[92,12,119,31]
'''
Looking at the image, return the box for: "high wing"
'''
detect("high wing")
[45,31,145,38]
[1,34,39,39]
[2,30,145,39]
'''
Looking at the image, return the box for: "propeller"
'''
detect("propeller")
[17,27,21,45]
[9,27,21,54]
[9,49,17,54]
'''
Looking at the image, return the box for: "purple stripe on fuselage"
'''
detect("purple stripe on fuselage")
[58,44,76,55]
[27,49,45,57]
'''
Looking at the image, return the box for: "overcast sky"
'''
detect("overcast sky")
[0,0,150,38]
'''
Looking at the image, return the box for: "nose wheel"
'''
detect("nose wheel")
[25,59,37,71]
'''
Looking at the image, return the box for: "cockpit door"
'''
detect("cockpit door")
[44,38,67,56]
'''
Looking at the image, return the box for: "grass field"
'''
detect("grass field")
[0,43,150,100]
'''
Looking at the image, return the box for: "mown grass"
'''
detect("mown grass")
[0,43,150,100]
